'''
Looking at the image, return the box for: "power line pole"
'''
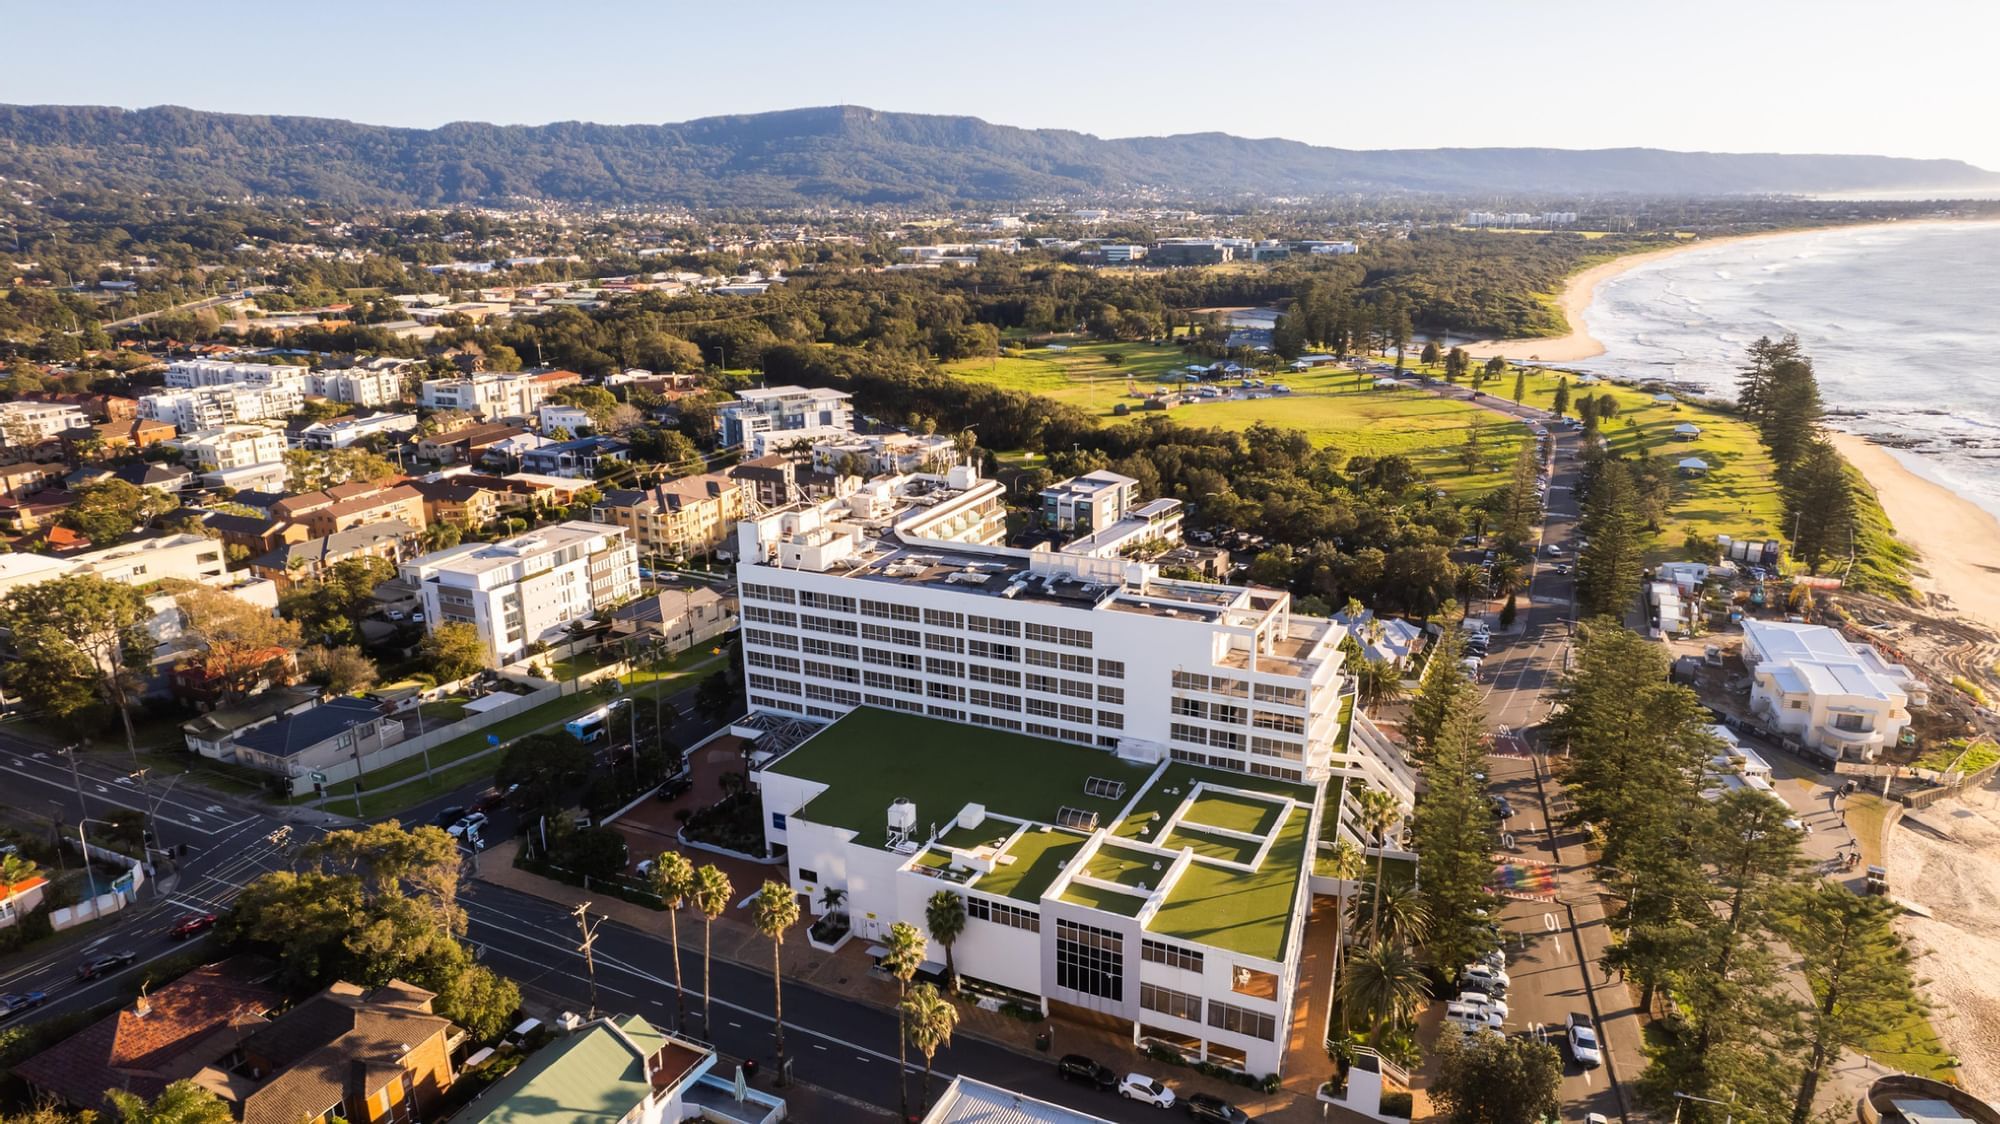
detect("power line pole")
[573,902,603,1018]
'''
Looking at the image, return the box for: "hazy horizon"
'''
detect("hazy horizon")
[5,0,1996,170]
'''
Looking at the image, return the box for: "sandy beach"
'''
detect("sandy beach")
[1829,432,2000,634]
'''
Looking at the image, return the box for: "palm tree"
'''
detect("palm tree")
[901,982,959,1115]
[752,881,800,1062]
[646,850,696,1030]
[1354,658,1406,711]
[1347,880,1433,951]
[1336,941,1428,1044]
[924,891,966,993]
[881,921,928,1121]
[1354,787,1402,948]
[1322,839,1364,1031]
[691,864,733,1035]
[106,1079,236,1124]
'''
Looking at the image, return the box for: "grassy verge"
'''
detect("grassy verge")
[1853,995,1958,1081]
[135,748,276,799]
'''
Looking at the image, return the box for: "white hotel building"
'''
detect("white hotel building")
[403,521,640,666]
[733,466,1419,1078]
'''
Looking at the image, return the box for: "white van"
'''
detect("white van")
[1444,1001,1503,1033]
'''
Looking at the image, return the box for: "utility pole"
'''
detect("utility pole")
[573,902,603,1018]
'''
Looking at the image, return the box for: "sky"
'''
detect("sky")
[8,0,1999,169]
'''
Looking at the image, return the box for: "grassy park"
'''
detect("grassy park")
[944,341,1533,498]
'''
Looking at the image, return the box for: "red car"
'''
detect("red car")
[169,913,217,940]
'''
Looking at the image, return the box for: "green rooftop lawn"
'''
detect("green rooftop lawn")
[1085,845,1172,888]
[975,829,1087,903]
[1060,879,1148,916]
[1150,800,1312,962]
[938,820,1012,851]
[1184,791,1284,835]
[1318,774,1350,843]
[1165,827,1265,866]
[772,707,1155,848]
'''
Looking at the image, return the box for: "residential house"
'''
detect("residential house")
[165,359,307,391]
[181,686,324,758]
[295,484,429,539]
[196,979,456,1124]
[220,696,402,775]
[538,403,593,436]
[459,1015,715,1124]
[0,552,79,597]
[0,489,77,533]
[419,372,548,421]
[202,462,291,494]
[203,512,307,559]
[402,521,639,666]
[727,454,796,508]
[306,365,406,407]
[410,478,501,530]
[417,423,527,465]
[108,461,197,494]
[72,533,228,586]
[0,460,66,499]
[1332,607,1423,670]
[520,436,627,479]
[607,585,734,651]
[251,520,417,588]
[0,870,49,930]
[15,960,282,1111]
[64,418,177,458]
[922,1078,1113,1124]
[1741,619,1926,761]
[810,431,956,477]
[590,474,750,560]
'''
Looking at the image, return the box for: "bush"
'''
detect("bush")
[998,1001,1045,1022]
[1380,1092,1414,1119]
[682,792,763,855]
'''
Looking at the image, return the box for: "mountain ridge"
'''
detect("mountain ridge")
[0,102,1991,207]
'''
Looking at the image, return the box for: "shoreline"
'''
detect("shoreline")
[1460,220,1965,364]
[1828,431,2000,634]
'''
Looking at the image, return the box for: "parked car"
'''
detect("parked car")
[1545,543,1563,556]
[1490,796,1515,819]
[1461,963,1510,995]
[1119,1074,1176,1108]
[1445,1000,1504,1033]
[169,913,217,940]
[434,805,468,828]
[1566,1012,1603,1067]
[76,950,137,980]
[1057,1054,1117,1090]
[0,991,47,1020]
[1457,990,1509,1021]
[1184,1093,1251,1124]
[448,813,488,838]
[655,774,693,801]
[470,791,507,814]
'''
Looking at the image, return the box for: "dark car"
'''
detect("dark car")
[434,805,468,828]
[1185,1093,1252,1123]
[470,791,507,814]
[169,913,217,940]
[655,774,693,801]
[0,991,47,1020]
[1057,1054,1116,1090]
[76,950,137,980]
[1490,796,1515,819]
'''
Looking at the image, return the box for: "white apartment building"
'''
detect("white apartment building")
[539,403,593,436]
[297,412,419,450]
[420,372,548,421]
[0,401,88,446]
[811,432,958,477]
[718,385,854,448]
[402,521,640,666]
[165,358,308,392]
[307,365,405,407]
[173,424,287,471]
[139,384,303,430]
[71,532,228,586]
[1741,619,1926,761]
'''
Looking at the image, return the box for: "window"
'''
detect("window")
[1028,698,1059,719]
[965,896,1040,932]
[1098,658,1125,679]
[1253,711,1305,735]
[1026,648,1060,669]
[1059,679,1093,700]
[1059,703,1094,725]
[970,713,1023,731]
[1097,685,1124,706]
[742,583,797,604]
[860,599,895,618]
[1171,722,1209,746]
[799,591,855,613]
[927,705,965,721]
[743,606,797,627]
[745,628,799,650]
[970,688,1021,712]
[747,674,799,696]
[1254,683,1308,707]
[1208,999,1277,1040]
[802,637,857,660]
[925,633,965,654]
[1026,673,1060,695]
[1173,671,1211,692]
[802,660,859,684]
[799,868,819,883]
[1140,982,1202,1021]
[923,609,964,629]
[1210,676,1249,698]
[747,650,802,673]
[1251,736,1302,760]
[926,657,964,678]
[1097,710,1124,729]
[1060,653,1094,675]
[804,684,861,705]
[1059,627,1093,650]
[1230,965,1279,999]
[1248,761,1302,781]
[862,623,923,647]
[1025,623,1060,644]
[1056,919,1123,1000]
[1833,713,1871,732]
[969,640,1019,663]
[801,614,858,637]
[928,682,966,703]
[967,614,1021,637]
[969,665,1021,687]
[1143,938,1204,971]
[1209,729,1246,752]
[1172,698,1209,719]
[772,812,788,830]
[1210,703,1246,725]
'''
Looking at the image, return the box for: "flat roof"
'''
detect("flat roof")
[767,710,1318,961]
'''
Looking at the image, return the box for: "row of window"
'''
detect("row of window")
[800,591,855,614]
[745,627,797,650]
[1170,723,1246,752]
[1140,981,1202,1021]
[1172,698,1247,724]
[741,582,797,605]
[743,606,797,627]
[1207,999,1277,1040]
[1142,938,1204,972]
[1055,919,1123,1001]
[965,896,1040,932]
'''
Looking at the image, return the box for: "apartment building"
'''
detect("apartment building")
[140,384,303,429]
[539,403,593,436]
[165,358,308,391]
[718,385,853,448]
[307,365,405,407]
[298,411,419,450]
[72,532,228,586]
[295,484,429,539]
[174,424,287,471]
[590,473,752,559]
[463,1016,720,1124]
[0,400,89,446]
[403,521,640,665]
[419,372,548,421]
[811,431,957,477]
[1741,619,1927,761]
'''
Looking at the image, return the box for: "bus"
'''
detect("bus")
[565,708,610,743]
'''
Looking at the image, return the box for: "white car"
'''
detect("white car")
[448,812,488,838]
[1118,1074,1175,1108]
[1461,963,1511,995]
[1457,990,1509,1022]
[1545,543,1564,556]
[1444,1001,1504,1034]
[1566,1012,1603,1067]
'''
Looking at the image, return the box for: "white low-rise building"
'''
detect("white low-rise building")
[420,372,549,421]
[403,521,640,666]
[719,385,854,448]
[70,532,229,586]
[297,412,419,450]
[0,401,89,446]
[1742,619,1925,761]
[165,358,307,391]
[140,384,302,429]
[200,461,289,494]
[173,425,287,471]
[307,365,406,407]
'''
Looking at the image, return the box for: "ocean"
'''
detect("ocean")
[1572,220,2000,521]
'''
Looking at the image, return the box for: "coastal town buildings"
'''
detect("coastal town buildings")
[589,473,752,560]
[1741,619,1926,761]
[402,521,640,666]
[718,385,854,449]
